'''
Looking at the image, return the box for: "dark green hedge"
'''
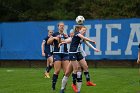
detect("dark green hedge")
[0,0,140,22]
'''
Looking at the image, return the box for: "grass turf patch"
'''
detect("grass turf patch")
[0,68,140,93]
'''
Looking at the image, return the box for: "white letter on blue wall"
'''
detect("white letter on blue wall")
[64,25,68,34]
[85,25,92,55]
[48,26,55,30]
[125,23,140,55]
[105,24,121,55]
[94,24,102,55]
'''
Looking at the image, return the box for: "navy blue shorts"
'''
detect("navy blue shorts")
[45,52,53,59]
[53,53,69,62]
[69,52,84,61]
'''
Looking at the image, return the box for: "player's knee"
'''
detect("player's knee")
[55,70,60,75]
[82,66,88,71]
[73,67,78,72]
[86,65,88,68]
[85,65,88,70]
[50,63,53,66]
[65,72,70,77]
[77,66,82,71]
[137,59,140,64]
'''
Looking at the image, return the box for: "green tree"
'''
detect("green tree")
[0,0,140,22]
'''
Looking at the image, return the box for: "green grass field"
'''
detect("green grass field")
[0,68,140,93]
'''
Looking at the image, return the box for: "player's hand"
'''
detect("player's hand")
[42,52,45,56]
[58,43,62,48]
[92,40,96,44]
[58,42,66,47]
[137,59,140,64]
[64,34,68,38]
[94,48,100,52]
[53,36,60,41]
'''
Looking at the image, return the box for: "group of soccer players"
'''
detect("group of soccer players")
[41,21,100,93]
[41,21,140,93]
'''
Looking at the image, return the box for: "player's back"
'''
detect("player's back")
[69,32,81,52]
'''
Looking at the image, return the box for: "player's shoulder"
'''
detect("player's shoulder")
[63,33,68,38]
[74,31,78,34]
[54,32,59,35]
[53,32,59,36]
[44,36,50,39]
[75,32,80,36]
[46,36,50,40]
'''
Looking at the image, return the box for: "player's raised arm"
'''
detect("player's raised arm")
[84,40,100,52]
[64,37,72,43]
[77,26,96,44]
[78,34,96,44]
[78,33,95,43]
[47,36,60,44]
[58,37,72,47]
[47,36,54,44]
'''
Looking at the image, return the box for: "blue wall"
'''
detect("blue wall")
[0,19,140,60]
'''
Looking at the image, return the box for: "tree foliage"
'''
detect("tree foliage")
[0,0,140,22]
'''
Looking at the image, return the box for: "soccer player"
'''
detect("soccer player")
[137,43,140,64]
[47,22,69,90]
[60,26,100,93]
[41,30,54,78]
[59,29,83,93]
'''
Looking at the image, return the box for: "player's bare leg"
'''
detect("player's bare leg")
[52,61,61,90]
[44,59,50,78]
[62,60,69,73]
[71,60,79,93]
[45,56,53,78]
[60,61,73,93]
[76,63,82,93]
[79,58,96,86]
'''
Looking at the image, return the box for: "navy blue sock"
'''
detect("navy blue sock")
[72,73,77,85]
[52,74,58,90]
[84,72,90,82]
[47,65,52,73]
[45,67,48,72]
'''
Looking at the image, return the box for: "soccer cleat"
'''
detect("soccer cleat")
[71,84,78,93]
[52,86,55,91]
[44,72,50,78]
[60,89,65,93]
[86,81,96,86]
[52,81,56,91]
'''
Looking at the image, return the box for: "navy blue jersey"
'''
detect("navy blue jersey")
[43,36,53,54]
[52,32,68,53]
[69,32,82,52]
[139,43,140,48]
